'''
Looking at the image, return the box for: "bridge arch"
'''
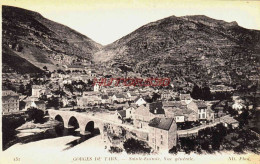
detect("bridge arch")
[55,115,64,123]
[68,116,80,129]
[85,121,95,133]
[54,115,65,136]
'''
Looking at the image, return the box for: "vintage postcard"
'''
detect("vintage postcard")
[0,0,259,163]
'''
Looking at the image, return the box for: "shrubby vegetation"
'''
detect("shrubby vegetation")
[2,114,26,150]
[109,146,123,153]
[171,124,260,154]
[123,138,151,154]
[26,107,45,123]
[191,85,212,100]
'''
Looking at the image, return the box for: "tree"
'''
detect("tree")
[237,109,249,126]
[191,85,202,100]
[25,83,32,96]
[39,94,48,101]
[123,138,151,154]
[27,107,44,123]
[118,64,133,78]
[47,96,60,109]
[71,101,76,109]
[109,146,123,153]
[151,92,160,102]
[201,86,212,100]
[43,66,48,71]
[18,84,25,94]
[169,146,178,154]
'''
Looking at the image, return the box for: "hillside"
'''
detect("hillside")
[2,5,259,86]
[2,5,102,73]
[94,15,260,86]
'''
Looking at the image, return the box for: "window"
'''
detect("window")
[161,135,163,139]
[161,141,163,145]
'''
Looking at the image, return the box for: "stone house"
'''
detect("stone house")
[125,104,138,119]
[31,85,46,98]
[77,95,101,106]
[2,90,19,114]
[196,101,207,120]
[187,100,214,122]
[148,117,177,152]
[134,102,165,130]
[94,83,102,92]
[180,93,192,104]
[115,110,126,120]
[88,70,96,79]
[164,106,198,122]
[220,115,239,128]
[101,95,112,104]
[127,92,138,101]
[160,90,173,100]
[112,94,127,103]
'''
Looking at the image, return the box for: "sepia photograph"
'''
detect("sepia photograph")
[0,0,259,163]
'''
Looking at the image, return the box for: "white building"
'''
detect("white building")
[135,97,147,106]
[125,106,138,119]
[31,85,45,98]
[180,94,192,104]
[94,83,102,92]
[232,102,245,111]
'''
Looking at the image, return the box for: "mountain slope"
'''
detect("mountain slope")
[94,15,260,86]
[2,5,102,73]
[2,46,43,74]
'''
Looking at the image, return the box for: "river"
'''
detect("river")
[2,114,100,151]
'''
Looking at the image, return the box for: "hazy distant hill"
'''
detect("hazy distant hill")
[94,15,260,85]
[2,5,102,73]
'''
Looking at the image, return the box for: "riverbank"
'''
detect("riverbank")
[3,135,109,157]
[2,135,259,164]
[16,119,60,137]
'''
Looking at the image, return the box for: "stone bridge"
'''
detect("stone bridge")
[48,109,105,137]
[48,109,149,140]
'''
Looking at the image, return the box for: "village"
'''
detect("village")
[2,63,259,154]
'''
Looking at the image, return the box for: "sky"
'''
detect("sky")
[1,0,260,45]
